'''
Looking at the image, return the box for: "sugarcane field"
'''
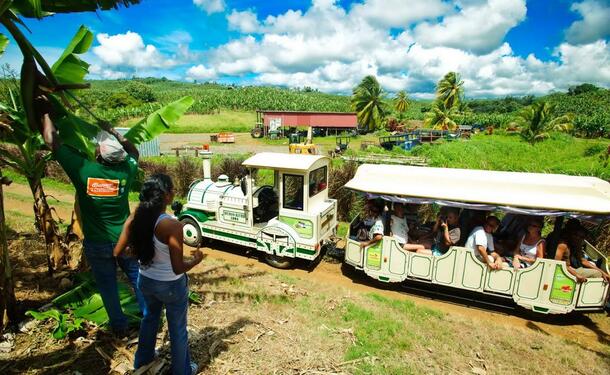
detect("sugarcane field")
[1,1,610,375]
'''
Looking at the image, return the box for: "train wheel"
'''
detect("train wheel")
[264,253,294,269]
[181,218,202,247]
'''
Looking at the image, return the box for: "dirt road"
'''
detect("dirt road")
[194,242,610,355]
[159,133,287,155]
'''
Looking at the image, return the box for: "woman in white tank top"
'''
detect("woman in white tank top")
[511,218,545,269]
[114,174,203,375]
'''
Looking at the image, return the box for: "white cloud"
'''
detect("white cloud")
[93,31,176,69]
[351,0,451,28]
[227,9,260,33]
[89,64,128,79]
[413,0,526,54]
[565,0,610,44]
[186,64,217,80]
[183,0,610,97]
[193,0,225,14]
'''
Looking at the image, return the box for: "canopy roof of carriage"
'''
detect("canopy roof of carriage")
[344,164,610,216]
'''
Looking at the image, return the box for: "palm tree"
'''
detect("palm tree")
[436,72,464,110]
[424,100,458,130]
[394,90,409,122]
[351,75,388,133]
[511,101,574,144]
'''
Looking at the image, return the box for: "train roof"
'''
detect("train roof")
[344,164,610,215]
[242,152,329,172]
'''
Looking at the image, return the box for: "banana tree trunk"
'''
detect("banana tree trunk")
[63,199,84,270]
[27,176,64,272]
[0,169,16,331]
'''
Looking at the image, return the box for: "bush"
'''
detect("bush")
[211,156,248,182]
[328,161,359,221]
[106,92,141,109]
[174,157,200,198]
[125,81,156,103]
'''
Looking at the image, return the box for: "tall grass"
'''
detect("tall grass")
[409,133,610,179]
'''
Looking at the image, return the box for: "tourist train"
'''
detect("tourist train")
[174,151,610,314]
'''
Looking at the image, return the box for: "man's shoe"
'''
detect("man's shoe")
[190,362,198,375]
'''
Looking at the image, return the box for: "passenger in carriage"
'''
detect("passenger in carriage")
[510,217,546,269]
[465,216,504,269]
[359,200,385,249]
[554,223,610,283]
[430,207,461,256]
[389,203,429,253]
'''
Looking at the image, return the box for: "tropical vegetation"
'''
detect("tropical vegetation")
[351,75,388,132]
[0,0,193,330]
[511,101,574,144]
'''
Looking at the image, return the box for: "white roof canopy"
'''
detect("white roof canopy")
[242,152,328,172]
[344,164,610,215]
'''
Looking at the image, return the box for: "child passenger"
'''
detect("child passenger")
[390,203,430,254]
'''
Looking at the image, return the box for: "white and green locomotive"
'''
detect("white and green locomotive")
[176,150,337,268]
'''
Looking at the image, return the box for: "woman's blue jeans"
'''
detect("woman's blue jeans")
[83,240,147,331]
[134,273,192,375]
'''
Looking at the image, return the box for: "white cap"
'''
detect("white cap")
[95,131,127,163]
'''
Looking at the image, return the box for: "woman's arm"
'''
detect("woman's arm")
[534,240,545,260]
[167,221,203,274]
[360,234,383,248]
[113,214,134,257]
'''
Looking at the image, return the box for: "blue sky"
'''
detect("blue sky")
[2,0,610,98]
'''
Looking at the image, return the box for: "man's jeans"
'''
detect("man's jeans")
[83,240,147,331]
[135,274,191,375]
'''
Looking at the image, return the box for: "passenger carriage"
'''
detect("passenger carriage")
[175,150,337,268]
[343,164,610,314]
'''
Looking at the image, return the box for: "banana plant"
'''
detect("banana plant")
[0,1,192,275]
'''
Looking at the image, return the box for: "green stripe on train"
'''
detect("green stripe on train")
[202,228,255,243]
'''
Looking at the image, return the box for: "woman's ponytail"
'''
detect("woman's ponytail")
[129,174,174,266]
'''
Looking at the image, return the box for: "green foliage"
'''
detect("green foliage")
[80,81,351,122]
[424,100,458,130]
[124,96,194,145]
[410,133,610,179]
[511,101,574,144]
[0,33,8,56]
[436,71,464,110]
[10,0,141,19]
[351,75,388,132]
[50,25,93,85]
[26,309,85,339]
[568,83,600,96]
[394,90,409,117]
[106,91,141,108]
[125,80,156,103]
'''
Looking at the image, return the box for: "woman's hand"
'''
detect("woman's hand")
[191,247,204,265]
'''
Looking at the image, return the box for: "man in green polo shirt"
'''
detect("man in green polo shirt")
[37,96,145,335]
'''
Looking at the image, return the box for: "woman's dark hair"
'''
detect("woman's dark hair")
[129,173,173,266]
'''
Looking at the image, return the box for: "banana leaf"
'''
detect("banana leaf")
[124,96,194,145]
[0,33,9,56]
[51,25,93,85]
[10,0,141,18]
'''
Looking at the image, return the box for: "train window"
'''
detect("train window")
[283,174,304,210]
[309,166,327,197]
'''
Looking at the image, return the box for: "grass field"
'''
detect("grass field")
[346,132,610,179]
[121,111,256,134]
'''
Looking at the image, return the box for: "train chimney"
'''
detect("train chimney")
[201,144,212,180]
